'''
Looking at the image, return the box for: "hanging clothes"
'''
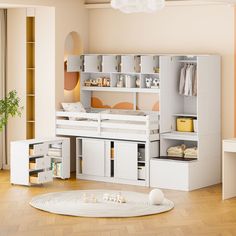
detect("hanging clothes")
[184,64,194,96]
[179,64,197,97]
[192,66,197,96]
[179,64,187,95]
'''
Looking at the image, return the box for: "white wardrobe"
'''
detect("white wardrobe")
[151,55,221,191]
[6,7,55,166]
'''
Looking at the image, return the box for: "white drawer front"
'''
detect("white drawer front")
[32,143,48,156]
[150,159,189,191]
[44,170,53,182]
[29,156,51,170]
[30,170,53,184]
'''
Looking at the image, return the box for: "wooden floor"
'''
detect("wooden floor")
[1,171,236,236]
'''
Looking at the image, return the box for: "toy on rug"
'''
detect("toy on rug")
[149,189,164,205]
[103,192,126,203]
[82,193,98,203]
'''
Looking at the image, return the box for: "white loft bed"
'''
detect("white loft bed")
[56,110,159,142]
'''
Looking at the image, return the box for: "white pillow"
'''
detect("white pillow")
[61,102,86,120]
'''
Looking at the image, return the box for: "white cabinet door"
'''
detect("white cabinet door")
[67,55,84,72]
[114,142,138,180]
[82,139,105,177]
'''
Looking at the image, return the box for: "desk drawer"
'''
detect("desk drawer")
[223,141,236,153]
[29,170,53,184]
[29,156,51,170]
[29,143,48,156]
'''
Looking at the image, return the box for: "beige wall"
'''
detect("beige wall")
[0,0,88,108]
[88,5,234,139]
[1,0,88,168]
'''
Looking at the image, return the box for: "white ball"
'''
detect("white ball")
[149,189,164,205]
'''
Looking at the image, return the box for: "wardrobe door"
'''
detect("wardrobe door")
[82,139,105,177]
[114,142,137,180]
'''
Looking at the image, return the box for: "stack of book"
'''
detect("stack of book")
[48,143,62,157]
[52,162,62,177]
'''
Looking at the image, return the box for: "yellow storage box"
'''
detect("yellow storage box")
[176,118,194,132]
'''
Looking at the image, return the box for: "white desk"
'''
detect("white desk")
[223,139,236,200]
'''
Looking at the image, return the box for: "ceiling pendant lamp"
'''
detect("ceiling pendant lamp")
[110,0,165,14]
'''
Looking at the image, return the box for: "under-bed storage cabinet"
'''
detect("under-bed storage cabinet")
[76,138,159,186]
[82,139,105,177]
[114,142,138,180]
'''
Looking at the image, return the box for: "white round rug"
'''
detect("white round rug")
[30,190,174,218]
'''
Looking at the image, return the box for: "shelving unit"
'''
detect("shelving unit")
[61,54,221,191]
[10,138,70,186]
[73,54,160,109]
[26,16,35,139]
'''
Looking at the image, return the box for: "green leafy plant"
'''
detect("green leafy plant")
[0,90,23,131]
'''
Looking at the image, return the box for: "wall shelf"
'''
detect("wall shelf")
[81,86,160,94]
[172,113,197,118]
[161,132,198,141]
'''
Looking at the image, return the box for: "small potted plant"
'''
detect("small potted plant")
[0,90,23,130]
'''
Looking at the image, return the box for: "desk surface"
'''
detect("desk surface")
[223,138,236,199]
[223,138,236,143]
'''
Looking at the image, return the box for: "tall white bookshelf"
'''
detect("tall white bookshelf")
[66,54,221,191]
[7,7,55,167]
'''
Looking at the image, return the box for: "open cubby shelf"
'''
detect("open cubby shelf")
[26,17,35,139]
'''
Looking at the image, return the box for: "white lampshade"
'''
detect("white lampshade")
[111,0,165,13]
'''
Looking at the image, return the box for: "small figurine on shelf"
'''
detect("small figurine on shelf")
[97,77,103,87]
[154,67,160,73]
[84,79,92,87]
[106,79,110,87]
[136,77,141,88]
[117,75,125,88]
[91,79,98,86]
[103,77,110,87]
[151,77,160,88]
[145,77,152,88]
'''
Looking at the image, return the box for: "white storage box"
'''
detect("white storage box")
[138,166,145,180]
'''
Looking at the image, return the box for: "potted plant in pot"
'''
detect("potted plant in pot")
[0,90,23,130]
